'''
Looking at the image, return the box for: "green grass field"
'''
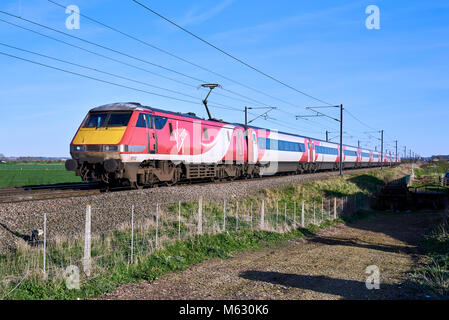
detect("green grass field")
[0,162,82,188]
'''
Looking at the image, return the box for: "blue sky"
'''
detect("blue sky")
[0,0,448,157]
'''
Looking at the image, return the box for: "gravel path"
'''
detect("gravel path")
[0,167,380,252]
[101,211,444,300]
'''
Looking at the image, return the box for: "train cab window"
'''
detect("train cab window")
[136,113,153,128]
[154,117,168,130]
[203,128,209,140]
[169,123,173,136]
[84,113,108,127]
[107,113,132,127]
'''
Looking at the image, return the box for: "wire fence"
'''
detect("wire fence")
[0,193,368,297]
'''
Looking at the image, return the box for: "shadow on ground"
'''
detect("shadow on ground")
[239,270,420,299]
[0,223,31,242]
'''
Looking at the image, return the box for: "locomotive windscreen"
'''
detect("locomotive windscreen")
[83,112,132,128]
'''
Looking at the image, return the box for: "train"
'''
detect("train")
[65,102,400,188]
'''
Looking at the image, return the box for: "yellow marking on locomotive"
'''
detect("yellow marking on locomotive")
[72,127,127,145]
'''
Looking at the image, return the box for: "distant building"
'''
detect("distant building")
[431,155,449,162]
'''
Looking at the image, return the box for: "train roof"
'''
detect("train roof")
[91,103,387,156]
[240,124,381,154]
[90,102,204,120]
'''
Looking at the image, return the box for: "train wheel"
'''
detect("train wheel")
[131,181,143,190]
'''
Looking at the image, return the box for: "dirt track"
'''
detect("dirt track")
[101,211,445,300]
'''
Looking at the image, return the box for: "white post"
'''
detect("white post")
[198,196,203,235]
[156,203,159,248]
[276,200,279,228]
[131,205,134,264]
[43,212,47,276]
[250,203,253,230]
[223,200,226,232]
[83,205,91,277]
[284,203,287,225]
[293,201,296,226]
[321,197,324,221]
[334,197,337,220]
[178,201,181,240]
[236,201,239,232]
[260,200,265,229]
[301,201,305,228]
[313,203,316,224]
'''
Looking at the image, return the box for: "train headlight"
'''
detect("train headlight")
[103,145,119,151]
[71,145,85,152]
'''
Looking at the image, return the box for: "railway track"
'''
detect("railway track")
[0,166,390,204]
[0,182,101,203]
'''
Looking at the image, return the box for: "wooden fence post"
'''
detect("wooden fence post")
[301,201,305,228]
[223,200,226,232]
[156,203,159,248]
[236,201,239,232]
[334,197,337,219]
[250,203,253,230]
[284,203,287,225]
[197,196,203,235]
[43,212,47,277]
[83,205,91,277]
[321,197,324,221]
[293,201,296,226]
[276,200,279,228]
[178,201,181,240]
[131,205,134,264]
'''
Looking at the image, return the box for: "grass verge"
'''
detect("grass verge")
[413,215,449,296]
[2,218,341,300]
[0,166,410,300]
[0,162,81,188]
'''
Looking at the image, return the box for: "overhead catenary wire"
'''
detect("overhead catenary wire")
[0,17,259,107]
[0,10,210,84]
[132,0,334,106]
[1,8,370,140]
[0,42,240,111]
[2,7,401,149]
[0,50,239,112]
[0,15,342,135]
[47,0,301,110]
[52,0,382,139]
[53,0,392,145]
[0,9,289,110]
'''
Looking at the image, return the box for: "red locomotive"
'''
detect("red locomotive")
[65,102,398,188]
